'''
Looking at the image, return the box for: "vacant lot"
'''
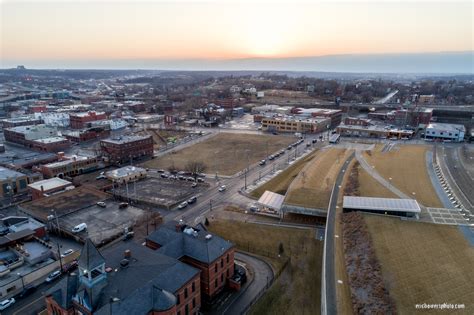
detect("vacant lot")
[363,145,442,207]
[285,148,352,209]
[250,150,319,198]
[143,133,294,175]
[364,214,474,313]
[207,220,322,314]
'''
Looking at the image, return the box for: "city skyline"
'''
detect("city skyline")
[1,0,472,70]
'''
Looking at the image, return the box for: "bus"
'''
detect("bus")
[329,133,340,144]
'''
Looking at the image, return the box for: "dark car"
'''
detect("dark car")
[187,196,197,204]
[17,286,37,299]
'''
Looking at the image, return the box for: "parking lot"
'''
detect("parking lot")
[59,202,147,245]
[113,176,208,209]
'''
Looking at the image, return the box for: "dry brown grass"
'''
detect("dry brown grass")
[364,214,474,314]
[285,148,352,209]
[363,145,442,207]
[142,133,294,175]
[358,165,398,198]
[207,219,322,315]
[250,150,319,198]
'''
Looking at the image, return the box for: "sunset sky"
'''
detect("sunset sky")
[1,0,472,69]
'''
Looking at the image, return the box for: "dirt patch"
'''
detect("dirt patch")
[143,133,294,176]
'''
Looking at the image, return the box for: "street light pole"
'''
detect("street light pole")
[57,242,63,272]
[17,272,25,290]
[210,199,213,212]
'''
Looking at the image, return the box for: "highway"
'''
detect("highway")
[322,152,354,315]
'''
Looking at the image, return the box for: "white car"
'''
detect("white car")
[178,201,188,209]
[0,298,15,310]
[61,249,74,258]
[46,270,62,283]
[218,185,227,192]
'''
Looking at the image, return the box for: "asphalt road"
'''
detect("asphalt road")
[322,152,354,315]
[442,146,474,209]
[217,252,274,315]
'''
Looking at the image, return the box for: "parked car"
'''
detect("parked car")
[160,173,169,178]
[0,298,15,310]
[178,201,188,209]
[119,202,129,209]
[45,270,62,283]
[62,260,78,273]
[72,223,87,233]
[191,182,198,188]
[187,196,197,204]
[123,231,134,241]
[197,178,204,183]
[218,185,227,192]
[97,201,106,208]
[157,169,165,173]
[249,204,260,212]
[61,249,74,258]
[95,174,106,180]
[259,159,266,166]
[312,139,317,143]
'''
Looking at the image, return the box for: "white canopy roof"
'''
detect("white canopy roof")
[257,190,285,211]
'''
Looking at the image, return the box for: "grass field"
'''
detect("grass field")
[285,148,352,209]
[250,150,319,198]
[364,214,474,314]
[363,145,442,207]
[142,133,294,175]
[345,161,398,198]
[207,220,323,314]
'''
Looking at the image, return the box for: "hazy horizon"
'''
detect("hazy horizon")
[1,1,472,73]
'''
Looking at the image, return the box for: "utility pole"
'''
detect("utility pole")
[57,242,63,271]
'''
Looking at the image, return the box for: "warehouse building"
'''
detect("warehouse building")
[261,116,330,134]
[343,196,421,218]
[424,123,465,142]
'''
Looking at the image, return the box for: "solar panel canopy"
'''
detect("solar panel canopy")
[343,196,421,213]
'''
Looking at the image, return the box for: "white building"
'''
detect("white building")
[34,112,70,127]
[425,123,465,142]
[106,165,147,184]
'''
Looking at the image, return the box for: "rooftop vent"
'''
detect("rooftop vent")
[205,234,212,240]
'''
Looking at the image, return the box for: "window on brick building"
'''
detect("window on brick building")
[221,273,224,282]
[192,282,195,292]
[184,288,188,299]
[177,293,181,305]
[227,269,229,277]
[215,264,217,272]
[185,304,189,315]
[221,259,223,268]
[192,297,196,308]
[215,278,218,288]
[227,254,229,263]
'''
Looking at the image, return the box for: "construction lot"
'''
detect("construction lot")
[364,214,474,313]
[143,133,295,175]
[363,144,443,207]
[113,177,208,209]
[285,148,353,209]
[20,186,149,246]
[144,128,190,149]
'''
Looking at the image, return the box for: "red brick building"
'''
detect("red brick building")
[344,117,371,127]
[64,126,110,143]
[146,222,236,302]
[40,154,99,178]
[45,239,201,315]
[69,111,107,129]
[100,135,153,164]
[4,125,70,152]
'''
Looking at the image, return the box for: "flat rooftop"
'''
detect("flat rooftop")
[0,166,26,180]
[44,155,93,168]
[101,135,151,145]
[427,123,466,133]
[33,136,68,144]
[106,165,146,179]
[69,111,105,117]
[343,196,421,213]
[28,178,73,191]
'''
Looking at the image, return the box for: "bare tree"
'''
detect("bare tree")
[185,161,207,179]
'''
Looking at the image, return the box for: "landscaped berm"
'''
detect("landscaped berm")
[363,214,474,313]
[143,133,294,176]
[207,219,323,315]
[285,148,353,209]
[363,144,442,207]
